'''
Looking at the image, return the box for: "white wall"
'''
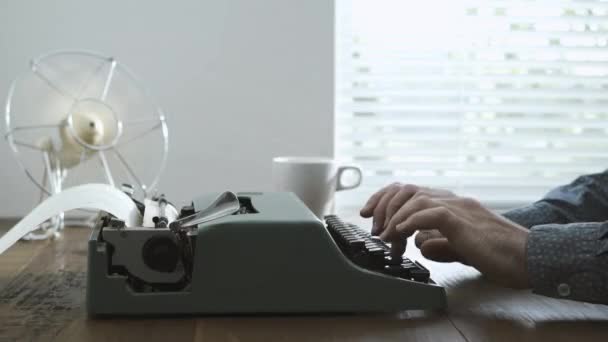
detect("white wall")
[0,0,334,216]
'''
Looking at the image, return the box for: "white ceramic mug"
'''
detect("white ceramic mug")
[272,157,363,218]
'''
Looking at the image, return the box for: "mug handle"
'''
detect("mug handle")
[336,165,362,191]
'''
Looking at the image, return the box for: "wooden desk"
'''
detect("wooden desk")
[1,220,608,342]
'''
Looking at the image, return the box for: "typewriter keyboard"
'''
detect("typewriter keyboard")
[325,215,431,283]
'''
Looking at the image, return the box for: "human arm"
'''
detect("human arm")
[361,182,608,304]
[524,221,608,303]
[502,171,608,303]
[504,170,608,228]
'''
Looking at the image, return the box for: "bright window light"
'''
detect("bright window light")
[335,0,608,212]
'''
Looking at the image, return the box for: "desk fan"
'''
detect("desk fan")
[4,50,168,239]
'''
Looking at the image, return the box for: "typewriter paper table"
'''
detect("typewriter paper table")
[1,218,607,342]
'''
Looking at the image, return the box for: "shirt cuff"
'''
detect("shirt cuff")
[526,222,608,304]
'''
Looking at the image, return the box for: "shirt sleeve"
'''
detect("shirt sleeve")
[526,221,608,304]
[503,170,608,228]
[501,170,608,304]
[503,201,572,229]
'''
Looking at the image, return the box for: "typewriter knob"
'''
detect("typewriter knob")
[142,236,180,273]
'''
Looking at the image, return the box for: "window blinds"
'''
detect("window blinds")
[335,0,608,212]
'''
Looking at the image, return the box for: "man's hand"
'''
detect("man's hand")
[360,183,455,256]
[360,183,530,289]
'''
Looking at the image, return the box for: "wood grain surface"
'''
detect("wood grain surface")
[1,217,607,342]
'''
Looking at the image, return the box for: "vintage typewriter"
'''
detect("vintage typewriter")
[87,191,446,316]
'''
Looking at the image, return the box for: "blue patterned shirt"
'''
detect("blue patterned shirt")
[503,171,608,304]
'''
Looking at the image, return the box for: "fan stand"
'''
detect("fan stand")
[23,146,103,240]
[22,149,65,240]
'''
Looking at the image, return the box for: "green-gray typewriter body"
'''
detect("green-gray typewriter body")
[86,192,446,316]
